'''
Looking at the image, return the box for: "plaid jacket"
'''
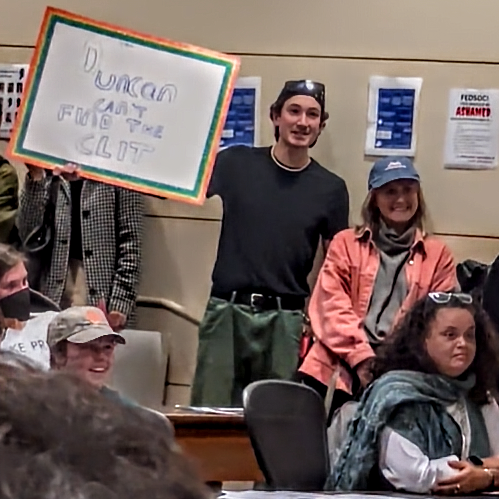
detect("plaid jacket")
[17,175,144,320]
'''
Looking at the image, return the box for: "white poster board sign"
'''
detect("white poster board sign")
[443,88,499,170]
[8,8,239,204]
[365,76,422,157]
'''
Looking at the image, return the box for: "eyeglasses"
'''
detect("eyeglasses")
[427,292,473,304]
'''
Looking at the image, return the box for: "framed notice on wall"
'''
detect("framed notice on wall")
[0,64,29,139]
[365,76,422,157]
[7,7,240,204]
[220,76,261,149]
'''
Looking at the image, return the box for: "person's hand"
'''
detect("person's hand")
[25,162,81,181]
[432,461,494,495]
[299,315,314,359]
[355,358,373,388]
[53,163,81,181]
[25,163,45,181]
[107,311,126,332]
[302,314,313,338]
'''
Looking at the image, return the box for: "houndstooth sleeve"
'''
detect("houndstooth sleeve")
[108,187,144,317]
[17,174,50,242]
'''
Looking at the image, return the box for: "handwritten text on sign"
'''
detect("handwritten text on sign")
[12,11,239,201]
[57,44,177,166]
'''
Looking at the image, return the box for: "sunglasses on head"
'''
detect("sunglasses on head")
[427,292,473,305]
[283,80,325,92]
[282,80,325,103]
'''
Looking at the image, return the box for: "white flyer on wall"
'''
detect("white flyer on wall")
[443,88,499,170]
[365,76,422,157]
[0,64,29,139]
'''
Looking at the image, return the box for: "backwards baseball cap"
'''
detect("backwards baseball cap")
[270,80,328,147]
[270,80,326,117]
[368,156,420,191]
[47,306,126,349]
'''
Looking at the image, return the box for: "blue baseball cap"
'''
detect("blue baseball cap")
[368,156,420,190]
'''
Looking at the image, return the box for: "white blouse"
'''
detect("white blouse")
[379,399,499,493]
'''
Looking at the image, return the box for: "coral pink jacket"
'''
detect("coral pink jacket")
[299,227,458,393]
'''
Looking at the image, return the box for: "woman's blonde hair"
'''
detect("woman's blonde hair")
[354,186,429,236]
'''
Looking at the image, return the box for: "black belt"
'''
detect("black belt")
[211,291,305,311]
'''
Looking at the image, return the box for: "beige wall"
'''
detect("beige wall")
[2,0,499,404]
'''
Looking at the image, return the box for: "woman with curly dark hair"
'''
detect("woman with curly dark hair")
[330,292,499,495]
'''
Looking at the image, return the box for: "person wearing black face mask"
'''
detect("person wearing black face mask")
[0,245,30,324]
[0,287,30,322]
[0,243,56,369]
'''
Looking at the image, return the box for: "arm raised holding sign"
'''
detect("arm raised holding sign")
[17,162,144,328]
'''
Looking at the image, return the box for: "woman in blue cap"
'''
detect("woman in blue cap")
[300,156,458,413]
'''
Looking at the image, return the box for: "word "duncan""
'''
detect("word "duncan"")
[94,71,177,103]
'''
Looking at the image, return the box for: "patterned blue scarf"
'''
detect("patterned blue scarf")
[329,370,489,491]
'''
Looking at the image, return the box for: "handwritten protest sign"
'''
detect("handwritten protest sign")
[8,7,240,203]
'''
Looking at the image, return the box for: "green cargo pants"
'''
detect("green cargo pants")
[191,296,304,407]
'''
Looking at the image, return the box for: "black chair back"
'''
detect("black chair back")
[29,289,61,314]
[243,379,329,491]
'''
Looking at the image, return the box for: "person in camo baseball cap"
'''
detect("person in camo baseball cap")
[47,306,126,391]
[47,306,126,348]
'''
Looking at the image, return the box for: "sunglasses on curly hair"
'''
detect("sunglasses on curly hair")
[427,292,473,304]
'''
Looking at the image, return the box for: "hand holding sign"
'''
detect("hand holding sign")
[26,163,44,181]
[53,163,81,182]
[26,162,81,181]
